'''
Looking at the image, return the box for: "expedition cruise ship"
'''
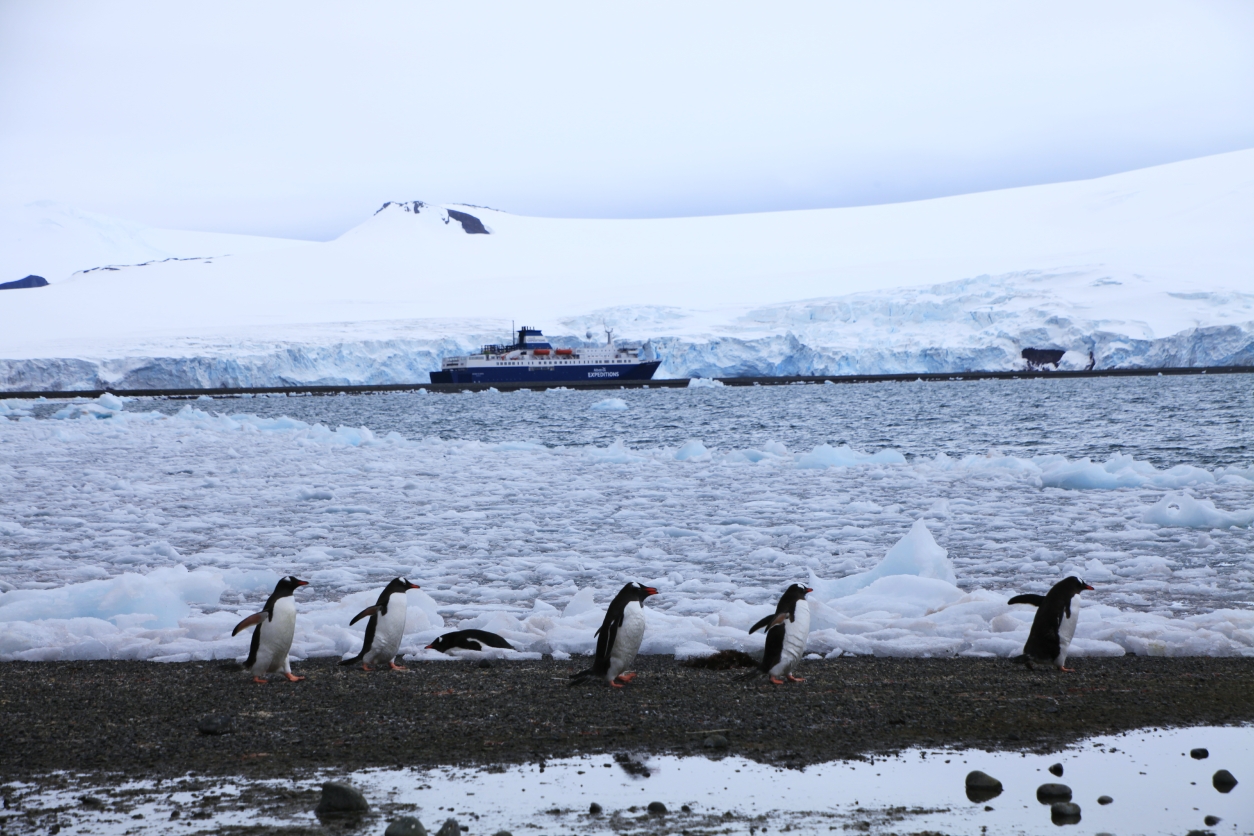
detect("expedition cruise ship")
[429,326,661,385]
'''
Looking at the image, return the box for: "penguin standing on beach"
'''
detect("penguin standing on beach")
[232,575,309,684]
[1008,576,1094,671]
[740,583,812,684]
[340,577,421,671]
[569,582,658,687]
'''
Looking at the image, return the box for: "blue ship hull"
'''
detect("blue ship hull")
[431,360,661,385]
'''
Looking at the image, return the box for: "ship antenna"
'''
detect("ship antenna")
[605,326,614,346]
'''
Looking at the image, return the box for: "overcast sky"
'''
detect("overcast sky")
[2,1,1252,240]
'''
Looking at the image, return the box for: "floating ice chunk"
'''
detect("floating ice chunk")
[562,587,598,618]
[0,565,225,629]
[1142,492,1254,529]
[589,440,645,464]
[686,377,724,388]
[1039,453,1215,490]
[589,398,628,411]
[674,440,711,462]
[795,443,906,469]
[809,519,956,600]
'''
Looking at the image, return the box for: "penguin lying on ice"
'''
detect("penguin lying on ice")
[340,577,420,671]
[232,575,309,684]
[739,583,812,684]
[426,629,514,653]
[569,582,658,687]
[1009,576,1094,671]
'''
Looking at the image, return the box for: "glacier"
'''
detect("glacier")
[1,149,1252,389]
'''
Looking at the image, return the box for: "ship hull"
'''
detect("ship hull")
[430,360,660,385]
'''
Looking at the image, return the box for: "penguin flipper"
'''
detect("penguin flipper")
[1008,594,1046,607]
[349,606,380,626]
[748,614,774,634]
[232,611,266,636]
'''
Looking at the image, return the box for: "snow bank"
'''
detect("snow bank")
[1142,492,1254,529]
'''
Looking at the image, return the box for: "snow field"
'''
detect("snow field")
[1,396,1252,663]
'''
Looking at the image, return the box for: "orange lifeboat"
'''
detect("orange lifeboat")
[533,348,551,356]
[555,348,574,355]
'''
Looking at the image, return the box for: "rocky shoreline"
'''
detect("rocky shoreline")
[1,655,1251,780]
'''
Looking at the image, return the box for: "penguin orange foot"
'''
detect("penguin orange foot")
[787,674,806,682]
[616,672,637,682]
[769,676,785,685]
[252,676,268,685]
[283,673,305,682]
[389,661,407,671]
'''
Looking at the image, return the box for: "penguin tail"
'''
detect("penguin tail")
[339,653,364,667]
[1009,654,1034,670]
[734,668,765,682]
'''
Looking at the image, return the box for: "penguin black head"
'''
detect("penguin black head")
[1057,576,1094,596]
[383,576,421,595]
[782,583,813,603]
[274,576,309,596]
[623,582,659,602]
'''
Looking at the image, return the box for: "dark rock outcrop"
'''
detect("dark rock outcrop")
[0,275,49,290]
[447,209,490,234]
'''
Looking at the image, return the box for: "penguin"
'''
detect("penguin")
[740,583,812,684]
[231,575,309,684]
[426,629,514,653]
[1009,576,1094,671]
[340,577,421,671]
[569,582,658,687]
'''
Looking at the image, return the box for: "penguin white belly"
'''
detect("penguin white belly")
[606,601,646,681]
[364,594,408,665]
[1055,604,1079,667]
[769,600,811,677]
[253,597,297,674]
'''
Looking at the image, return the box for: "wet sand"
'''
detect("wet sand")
[1,656,1250,780]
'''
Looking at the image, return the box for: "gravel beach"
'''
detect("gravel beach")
[2,655,1251,780]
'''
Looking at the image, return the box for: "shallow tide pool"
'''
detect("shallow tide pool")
[2,725,1248,835]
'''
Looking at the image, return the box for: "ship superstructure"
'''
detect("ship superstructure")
[430,326,660,385]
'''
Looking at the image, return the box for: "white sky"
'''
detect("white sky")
[1,1,1252,240]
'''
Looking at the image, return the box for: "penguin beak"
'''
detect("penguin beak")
[644,587,659,596]
[296,579,309,587]
[424,644,434,649]
[408,583,421,590]
[805,588,814,594]
[1083,584,1095,591]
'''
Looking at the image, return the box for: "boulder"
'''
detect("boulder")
[647,801,668,815]
[314,782,368,815]
[1050,802,1081,824]
[385,817,427,836]
[1048,763,1064,777]
[1212,770,1238,792]
[1190,748,1209,759]
[704,735,729,750]
[196,715,232,735]
[1097,795,1113,805]
[435,817,461,836]
[1036,783,1072,803]
[964,771,1002,802]
[588,803,603,815]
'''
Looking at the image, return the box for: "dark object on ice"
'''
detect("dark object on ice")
[647,801,668,815]
[1191,747,1209,759]
[426,629,513,653]
[1049,762,1064,776]
[1050,801,1082,824]
[1097,795,1113,805]
[315,782,368,815]
[1204,815,1221,826]
[447,209,490,234]
[704,734,729,750]
[478,658,493,669]
[1022,348,1066,370]
[1212,769,1238,792]
[386,817,428,836]
[1036,783,1072,803]
[435,817,461,836]
[614,752,651,777]
[80,795,105,808]
[492,832,512,836]
[682,649,758,669]
[588,802,603,815]
[964,770,1003,802]
[196,715,232,735]
[0,275,49,290]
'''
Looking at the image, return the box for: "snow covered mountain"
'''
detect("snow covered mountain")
[1,150,1252,390]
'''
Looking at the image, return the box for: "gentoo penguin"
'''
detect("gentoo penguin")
[426,629,514,653]
[1009,576,1094,671]
[231,575,309,684]
[569,582,658,687]
[740,584,812,684]
[340,577,421,671]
